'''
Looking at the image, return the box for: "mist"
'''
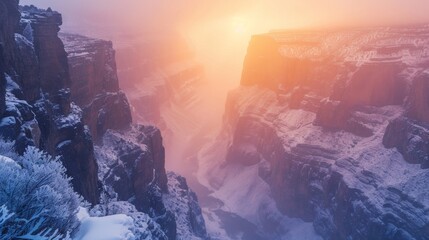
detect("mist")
[20,0,429,174]
[20,0,429,88]
[11,1,429,238]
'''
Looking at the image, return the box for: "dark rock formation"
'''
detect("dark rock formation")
[0,0,20,72]
[58,16,207,240]
[1,3,208,238]
[82,91,131,141]
[164,172,209,239]
[60,33,120,105]
[0,44,5,116]
[0,0,20,116]
[60,33,132,141]
[20,5,70,98]
[383,117,429,168]
[97,125,168,203]
[0,4,100,204]
[20,6,100,204]
[13,33,39,102]
[96,125,175,239]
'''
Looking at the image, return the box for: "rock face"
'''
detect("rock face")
[0,0,20,72]
[60,33,120,105]
[19,6,100,204]
[0,45,5,116]
[95,125,175,239]
[0,0,20,115]
[199,26,429,240]
[163,172,209,240]
[57,14,208,240]
[0,4,100,204]
[0,3,208,238]
[383,117,429,168]
[97,125,168,201]
[20,6,69,99]
[60,33,132,141]
[96,126,208,240]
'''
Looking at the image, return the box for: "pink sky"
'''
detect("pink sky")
[20,0,429,103]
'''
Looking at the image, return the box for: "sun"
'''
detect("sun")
[231,16,248,35]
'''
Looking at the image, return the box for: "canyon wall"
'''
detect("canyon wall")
[200,27,429,239]
[0,3,100,204]
[0,3,208,239]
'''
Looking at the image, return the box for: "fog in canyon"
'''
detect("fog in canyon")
[19,0,429,239]
[22,0,429,171]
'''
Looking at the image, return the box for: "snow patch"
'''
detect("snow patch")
[75,208,136,240]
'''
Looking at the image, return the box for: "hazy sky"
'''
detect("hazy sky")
[20,0,429,95]
[20,0,429,35]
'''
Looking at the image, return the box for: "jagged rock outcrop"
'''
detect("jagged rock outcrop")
[200,26,429,240]
[60,33,132,141]
[96,125,209,239]
[163,172,209,240]
[58,15,208,240]
[20,5,69,99]
[0,4,100,204]
[60,33,120,104]
[96,125,168,201]
[383,117,429,168]
[0,0,20,116]
[20,6,100,204]
[1,3,209,238]
[0,0,19,72]
[0,45,5,116]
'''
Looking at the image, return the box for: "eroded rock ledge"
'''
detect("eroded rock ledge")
[219,26,429,239]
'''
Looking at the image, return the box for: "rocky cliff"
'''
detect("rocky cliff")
[60,33,132,141]
[59,26,208,240]
[0,3,100,204]
[199,26,429,239]
[0,3,208,239]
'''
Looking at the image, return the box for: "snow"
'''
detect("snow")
[196,107,322,239]
[0,155,20,168]
[74,208,136,240]
[197,81,429,239]
[208,163,322,240]
[0,116,16,127]
[22,23,34,43]
[54,103,83,128]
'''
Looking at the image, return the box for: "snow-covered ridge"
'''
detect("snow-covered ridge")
[199,26,429,239]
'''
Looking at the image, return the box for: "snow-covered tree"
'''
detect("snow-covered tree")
[0,140,81,239]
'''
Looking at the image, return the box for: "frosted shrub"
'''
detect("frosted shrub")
[0,141,81,239]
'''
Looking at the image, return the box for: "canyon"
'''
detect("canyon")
[196,27,429,239]
[0,2,207,239]
[118,26,429,239]
[1,1,429,239]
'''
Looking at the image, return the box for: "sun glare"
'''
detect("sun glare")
[231,16,248,34]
